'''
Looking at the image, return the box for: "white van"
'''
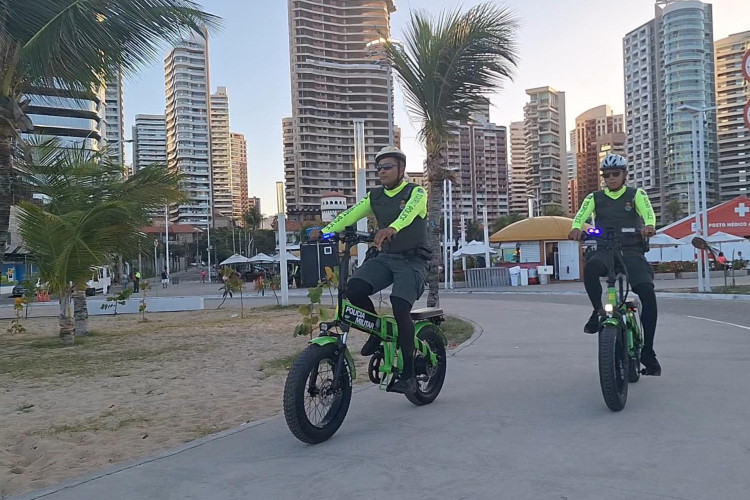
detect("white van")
[86,266,112,296]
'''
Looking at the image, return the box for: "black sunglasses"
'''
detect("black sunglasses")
[601,171,623,179]
[376,162,397,172]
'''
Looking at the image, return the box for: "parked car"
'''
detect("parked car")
[9,278,43,298]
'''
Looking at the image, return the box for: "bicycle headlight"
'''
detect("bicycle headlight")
[319,322,329,332]
[604,304,614,313]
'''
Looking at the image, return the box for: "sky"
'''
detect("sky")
[123,0,750,215]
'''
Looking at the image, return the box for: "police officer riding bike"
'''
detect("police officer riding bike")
[569,154,661,376]
[311,146,432,394]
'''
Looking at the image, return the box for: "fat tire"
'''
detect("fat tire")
[598,325,628,411]
[283,343,352,444]
[405,325,447,406]
[628,358,641,383]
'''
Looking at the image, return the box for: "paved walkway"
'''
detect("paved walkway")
[11,294,750,500]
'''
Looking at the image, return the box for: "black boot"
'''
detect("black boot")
[388,374,416,394]
[640,347,661,376]
[360,335,381,356]
[584,310,602,334]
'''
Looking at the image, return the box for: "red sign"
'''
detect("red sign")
[663,196,750,239]
[743,49,750,81]
[745,100,750,131]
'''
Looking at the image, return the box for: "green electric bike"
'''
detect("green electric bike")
[585,227,644,411]
[283,227,447,444]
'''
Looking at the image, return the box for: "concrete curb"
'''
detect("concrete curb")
[448,315,484,356]
[442,288,750,301]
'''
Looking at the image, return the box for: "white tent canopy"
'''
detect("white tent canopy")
[706,231,746,244]
[219,254,252,265]
[649,233,681,247]
[452,240,497,259]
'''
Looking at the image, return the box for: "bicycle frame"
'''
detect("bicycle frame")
[313,227,438,390]
[589,228,643,358]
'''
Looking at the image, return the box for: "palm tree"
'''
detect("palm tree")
[0,0,219,269]
[242,207,263,255]
[383,3,518,306]
[16,140,183,343]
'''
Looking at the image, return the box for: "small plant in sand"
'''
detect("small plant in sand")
[101,288,133,315]
[294,285,330,339]
[19,275,39,318]
[322,266,339,307]
[217,268,245,317]
[8,298,27,335]
[138,281,152,322]
[294,266,338,338]
[267,274,281,306]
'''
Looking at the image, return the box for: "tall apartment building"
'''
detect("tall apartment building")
[164,28,212,227]
[567,130,577,211]
[623,0,718,221]
[248,197,261,215]
[715,30,750,202]
[210,86,232,220]
[284,0,396,219]
[573,105,625,209]
[230,132,249,220]
[104,69,125,167]
[23,86,106,151]
[508,121,528,215]
[445,103,508,222]
[524,87,568,215]
[132,114,167,173]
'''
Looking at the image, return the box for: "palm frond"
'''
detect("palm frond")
[385,2,519,145]
[9,0,221,91]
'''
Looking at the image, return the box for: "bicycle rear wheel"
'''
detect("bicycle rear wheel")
[599,324,628,411]
[406,325,447,406]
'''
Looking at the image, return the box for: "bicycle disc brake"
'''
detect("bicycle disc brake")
[368,351,383,384]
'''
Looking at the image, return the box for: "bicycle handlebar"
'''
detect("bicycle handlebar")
[321,227,375,244]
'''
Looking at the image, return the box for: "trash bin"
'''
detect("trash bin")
[171,277,179,285]
[537,265,553,285]
[509,266,521,286]
[528,267,539,285]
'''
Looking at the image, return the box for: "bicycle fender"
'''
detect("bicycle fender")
[415,321,447,345]
[309,337,357,380]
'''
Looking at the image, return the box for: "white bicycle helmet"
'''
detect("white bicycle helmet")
[601,154,627,170]
[375,146,406,164]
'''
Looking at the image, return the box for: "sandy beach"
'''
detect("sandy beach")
[0,306,380,497]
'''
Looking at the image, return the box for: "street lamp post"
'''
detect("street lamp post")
[353,118,368,266]
[276,182,289,307]
[679,105,714,292]
[164,205,170,276]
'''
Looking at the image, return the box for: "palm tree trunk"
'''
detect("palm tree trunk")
[0,130,14,268]
[426,177,442,307]
[73,287,89,336]
[59,291,75,345]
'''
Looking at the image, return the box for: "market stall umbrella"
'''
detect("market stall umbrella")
[452,240,497,258]
[219,254,252,266]
[247,253,275,263]
[273,251,301,262]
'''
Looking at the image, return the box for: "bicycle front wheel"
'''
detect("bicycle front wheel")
[598,324,628,411]
[283,343,352,444]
